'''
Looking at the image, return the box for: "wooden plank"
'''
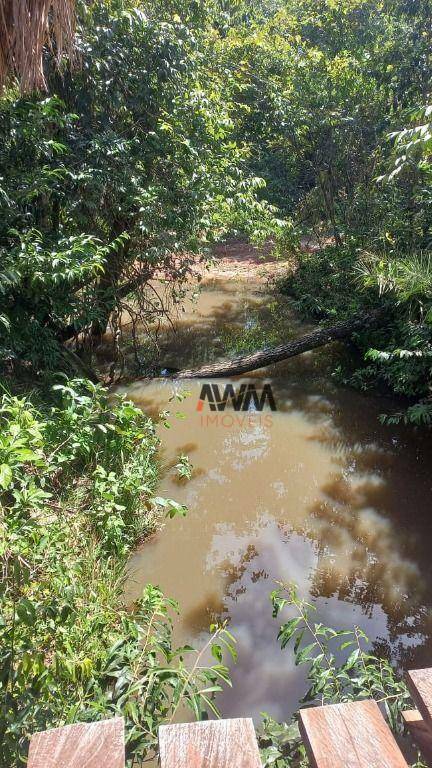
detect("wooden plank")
[299,700,408,768]
[28,716,125,768]
[402,709,432,766]
[407,669,432,726]
[158,718,262,768]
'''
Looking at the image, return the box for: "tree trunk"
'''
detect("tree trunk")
[318,169,343,247]
[175,311,384,379]
[61,345,100,383]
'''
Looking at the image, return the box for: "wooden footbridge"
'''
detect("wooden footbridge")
[27,668,432,767]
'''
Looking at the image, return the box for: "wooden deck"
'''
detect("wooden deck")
[25,666,432,767]
[27,717,125,768]
[159,718,262,768]
[299,700,408,768]
[407,668,432,724]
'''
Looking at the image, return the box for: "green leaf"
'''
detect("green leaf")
[0,463,12,489]
[16,598,36,626]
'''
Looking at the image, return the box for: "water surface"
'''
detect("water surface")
[124,276,432,723]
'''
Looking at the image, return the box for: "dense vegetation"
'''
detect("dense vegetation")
[0,1,281,378]
[1,0,432,765]
[220,0,432,421]
[1,0,432,414]
[0,379,235,765]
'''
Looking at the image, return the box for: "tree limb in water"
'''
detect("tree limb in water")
[175,311,385,379]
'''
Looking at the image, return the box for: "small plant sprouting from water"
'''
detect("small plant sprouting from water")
[175,454,193,481]
[258,582,414,767]
[169,388,192,404]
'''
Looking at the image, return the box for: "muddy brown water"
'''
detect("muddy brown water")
[122,277,432,725]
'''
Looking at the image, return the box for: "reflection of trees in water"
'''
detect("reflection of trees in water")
[114,278,303,375]
[182,543,261,634]
[183,591,226,635]
[223,544,262,600]
[213,366,432,672]
[307,468,432,667]
[127,282,432,677]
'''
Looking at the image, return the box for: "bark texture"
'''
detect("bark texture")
[0,0,76,93]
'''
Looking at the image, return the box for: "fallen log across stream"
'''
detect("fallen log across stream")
[174,310,385,379]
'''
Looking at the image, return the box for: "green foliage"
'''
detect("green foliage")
[0,1,283,374]
[280,242,432,421]
[271,584,409,716]
[259,714,306,768]
[174,454,193,480]
[360,333,432,398]
[379,104,432,183]
[379,399,432,426]
[3,0,432,417]
[360,251,432,310]
[205,0,432,423]
[257,582,414,768]
[280,246,368,321]
[217,0,431,226]
[353,251,432,405]
[0,379,234,766]
[5,0,432,763]
[282,243,432,410]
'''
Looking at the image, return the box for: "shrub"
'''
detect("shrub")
[258,583,414,768]
[0,379,233,766]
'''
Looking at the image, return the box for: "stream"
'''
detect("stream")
[121,251,432,725]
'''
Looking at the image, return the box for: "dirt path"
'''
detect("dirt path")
[195,240,295,284]
[194,238,322,284]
